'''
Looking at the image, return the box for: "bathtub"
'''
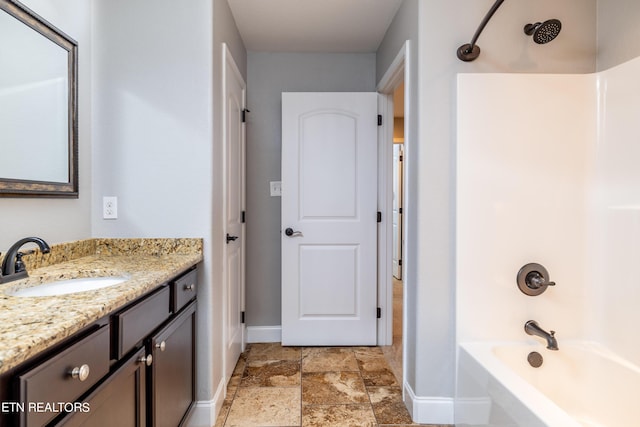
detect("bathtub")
[455,341,640,427]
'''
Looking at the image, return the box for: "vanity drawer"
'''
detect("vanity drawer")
[18,325,110,427]
[113,285,170,359]
[172,268,197,313]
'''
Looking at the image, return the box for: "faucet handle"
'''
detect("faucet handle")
[14,252,26,273]
[550,330,556,337]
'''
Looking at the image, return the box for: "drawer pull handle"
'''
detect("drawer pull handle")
[184,284,195,291]
[70,364,90,381]
[156,341,166,352]
[138,354,153,366]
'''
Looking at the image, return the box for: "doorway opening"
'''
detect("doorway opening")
[387,83,405,382]
[377,40,409,385]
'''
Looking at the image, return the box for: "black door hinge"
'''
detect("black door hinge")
[241,311,245,324]
[377,212,382,223]
[377,307,382,319]
[399,259,402,267]
[377,114,382,126]
[399,208,403,214]
[241,211,246,223]
[242,108,250,123]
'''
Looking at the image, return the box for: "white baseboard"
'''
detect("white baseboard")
[404,381,455,425]
[187,378,226,427]
[246,325,282,343]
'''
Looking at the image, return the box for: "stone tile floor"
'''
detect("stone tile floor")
[214,342,450,427]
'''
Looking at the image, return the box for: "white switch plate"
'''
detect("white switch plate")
[270,181,282,197]
[103,196,118,219]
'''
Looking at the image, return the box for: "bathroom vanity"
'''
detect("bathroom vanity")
[0,238,203,427]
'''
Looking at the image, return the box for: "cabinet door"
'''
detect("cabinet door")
[56,347,147,427]
[150,301,196,427]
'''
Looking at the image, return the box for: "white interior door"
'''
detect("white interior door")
[223,44,246,382]
[281,92,378,346]
[392,144,403,279]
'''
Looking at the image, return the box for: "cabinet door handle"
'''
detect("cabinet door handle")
[184,284,195,291]
[138,354,153,366]
[70,364,90,381]
[155,341,166,352]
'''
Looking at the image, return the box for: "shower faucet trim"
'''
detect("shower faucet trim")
[517,263,555,296]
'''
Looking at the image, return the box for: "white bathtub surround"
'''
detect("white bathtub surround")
[456,56,640,426]
[457,72,596,344]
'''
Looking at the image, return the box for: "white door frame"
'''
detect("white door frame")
[221,42,246,382]
[376,41,410,347]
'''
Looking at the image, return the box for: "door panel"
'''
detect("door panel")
[282,92,378,346]
[299,245,358,316]
[300,112,357,218]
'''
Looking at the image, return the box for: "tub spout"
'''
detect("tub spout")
[524,320,558,350]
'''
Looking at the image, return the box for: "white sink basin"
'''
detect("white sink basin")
[7,276,129,297]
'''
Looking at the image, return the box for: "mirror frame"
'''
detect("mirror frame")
[0,0,78,198]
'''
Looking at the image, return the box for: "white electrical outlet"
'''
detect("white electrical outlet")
[270,181,282,197]
[103,196,118,219]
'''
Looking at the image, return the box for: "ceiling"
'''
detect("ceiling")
[227,0,403,52]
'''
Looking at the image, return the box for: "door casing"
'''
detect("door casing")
[222,43,246,383]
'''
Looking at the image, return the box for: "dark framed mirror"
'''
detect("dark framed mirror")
[0,0,78,197]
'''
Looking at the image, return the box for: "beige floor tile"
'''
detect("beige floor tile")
[302,404,377,427]
[246,342,302,361]
[302,347,359,372]
[241,359,301,387]
[224,387,301,427]
[356,352,399,387]
[353,346,384,357]
[368,386,414,425]
[302,371,368,404]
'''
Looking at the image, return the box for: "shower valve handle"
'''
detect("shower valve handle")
[526,272,555,289]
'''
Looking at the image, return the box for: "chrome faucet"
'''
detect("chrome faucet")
[0,237,51,284]
[524,320,558,350]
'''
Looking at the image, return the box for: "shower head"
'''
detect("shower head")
[524,19,562,44]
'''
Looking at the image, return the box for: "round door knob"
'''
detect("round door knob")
[184,284,195,291]
[156,341,166,352]
[138,354,153,366]
[70,364,90,381]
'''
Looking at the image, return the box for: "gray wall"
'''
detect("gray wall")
[0,0,92,251]
[597,0,640,70]
[92,0,246,410]
[245,52,376,327]
[375,0,421,400]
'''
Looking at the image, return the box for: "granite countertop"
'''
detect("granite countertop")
[0,238,203,375]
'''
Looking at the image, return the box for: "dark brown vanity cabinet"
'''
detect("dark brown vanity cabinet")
[148,301,196,427]
[2,265,198,427]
